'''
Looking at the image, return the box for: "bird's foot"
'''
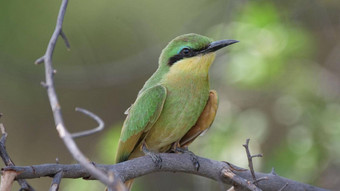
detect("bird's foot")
[174,146,200,171]
[142,143,162,169]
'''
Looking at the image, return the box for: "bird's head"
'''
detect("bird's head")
[158,33,238,76]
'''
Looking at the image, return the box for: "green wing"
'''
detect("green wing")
[115,85,167,163]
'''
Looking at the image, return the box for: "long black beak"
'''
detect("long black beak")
[201,39,239,54]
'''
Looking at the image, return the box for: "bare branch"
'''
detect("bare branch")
[0,124,35,191]
[71,108,105,138]
[4,154,329,191]
[35,0,121,189]
[243,139,263,184]
[49,171,63,191]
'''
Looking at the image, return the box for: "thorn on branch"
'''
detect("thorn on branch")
[71,107,105,138]
[252,177,268,184]
[60,30,71,50]
[40,81,48,88]
[0,124,8,143]
[35,56,45,65]
[271,167,277,175]
[242,139,263,186]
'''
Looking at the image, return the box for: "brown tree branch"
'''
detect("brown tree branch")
[34,0,122,190]
[2,153,329,191]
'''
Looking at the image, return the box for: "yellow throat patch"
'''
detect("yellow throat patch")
[167,53,216,77]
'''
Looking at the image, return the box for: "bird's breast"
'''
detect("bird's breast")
[144,71,210,151]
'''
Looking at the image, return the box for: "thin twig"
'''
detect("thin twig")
[71,108,105,138]
[252,177,268,184]
[35,56,45,65]
[0,124,13,166]
[49,171,63,191]
[60,30,70,50]
[36,0,123,189]
[0,124,35,191]
[242,139,263,184]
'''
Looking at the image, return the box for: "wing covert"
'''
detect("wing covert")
[120,85,167,141]
[115,85,167,163]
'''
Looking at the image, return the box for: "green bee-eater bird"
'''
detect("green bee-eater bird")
[115,33,238,189]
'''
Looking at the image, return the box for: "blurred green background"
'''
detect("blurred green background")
[1,0,340,190]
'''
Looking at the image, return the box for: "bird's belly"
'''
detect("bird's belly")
[144,89,209,152]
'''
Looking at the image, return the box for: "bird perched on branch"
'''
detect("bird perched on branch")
[115,33,238,190]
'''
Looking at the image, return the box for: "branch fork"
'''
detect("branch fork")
[33,0,122,190]
[0,0,331,190]
[243,139,264,185]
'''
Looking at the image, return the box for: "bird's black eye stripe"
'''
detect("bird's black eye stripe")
[168,54,184,66]
[168,47,197,66]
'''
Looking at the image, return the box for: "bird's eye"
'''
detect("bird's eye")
[180,48,191,56]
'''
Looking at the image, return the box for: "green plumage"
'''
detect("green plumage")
[120,85,166,142]
[114,33,238,190]
[115,34,238,166]
[115,34,214,163]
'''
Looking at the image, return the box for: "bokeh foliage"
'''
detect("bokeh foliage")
[1,0,339,190]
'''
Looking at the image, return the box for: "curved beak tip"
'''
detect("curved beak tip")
[203,39,239,53]
[222,39,239,46]
[230,40,240,44]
